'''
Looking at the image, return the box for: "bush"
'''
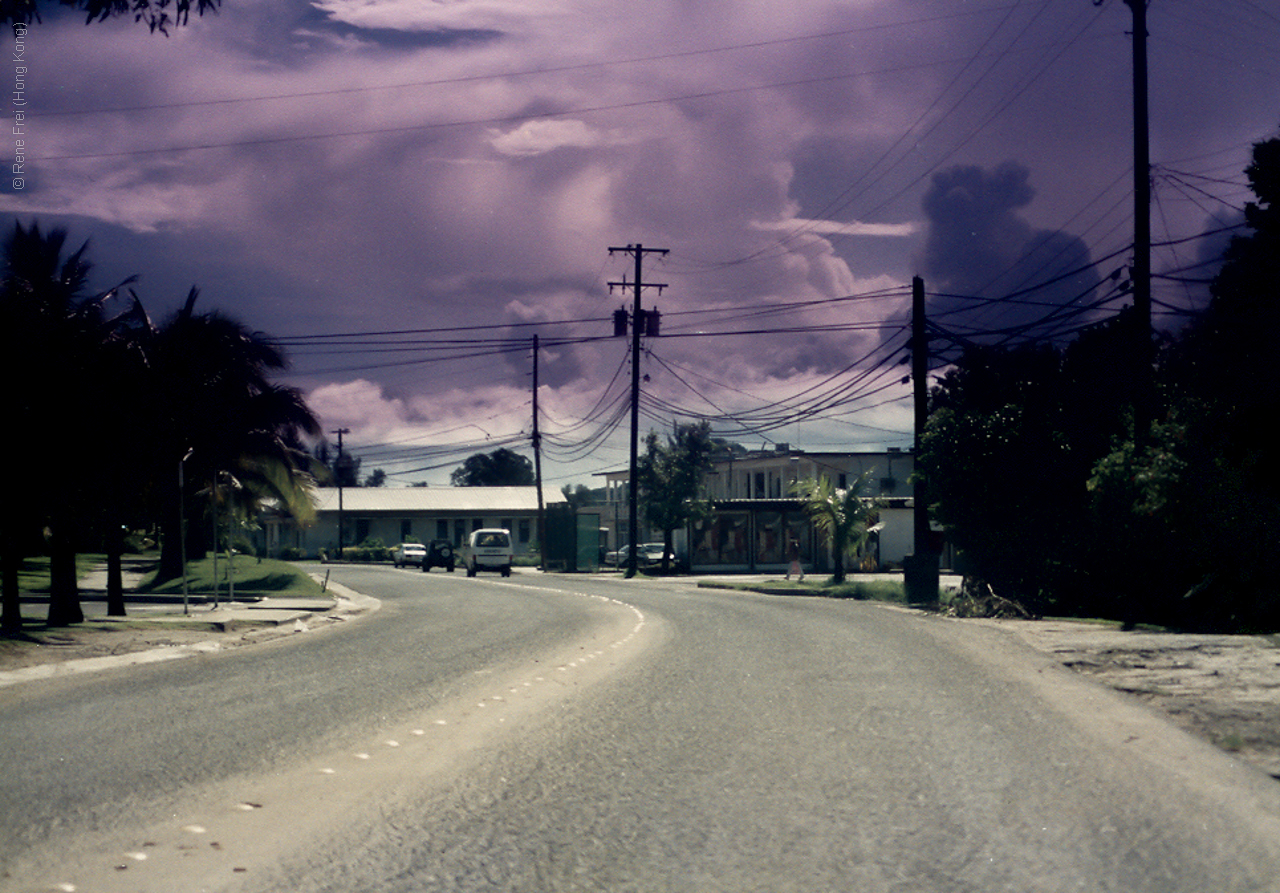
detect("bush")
[279,546,306,561]
[342,538,391,562]
[230,538,257,559]
[123,532,152,554]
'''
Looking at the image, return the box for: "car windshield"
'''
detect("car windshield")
[476,532,509,547]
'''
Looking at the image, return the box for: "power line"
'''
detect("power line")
[41,6,1029,119]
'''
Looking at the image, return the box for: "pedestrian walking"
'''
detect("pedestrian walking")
[785,539,804,582]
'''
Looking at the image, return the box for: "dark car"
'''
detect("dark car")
[422,539,457,572]
[605,543,674,568]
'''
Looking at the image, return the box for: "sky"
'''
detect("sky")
[4,0,1278,488]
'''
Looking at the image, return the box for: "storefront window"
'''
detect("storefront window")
[756,511,783,564]
[694,512,750,565]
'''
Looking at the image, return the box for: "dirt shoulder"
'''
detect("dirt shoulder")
[983,618,1280,780]
[0,618,317,675]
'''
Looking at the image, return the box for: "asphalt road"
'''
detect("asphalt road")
[3,567,1280,892]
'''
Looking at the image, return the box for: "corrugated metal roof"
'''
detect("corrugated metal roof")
[312,487,564,514]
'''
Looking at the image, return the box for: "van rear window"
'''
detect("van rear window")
[476,532,509,547]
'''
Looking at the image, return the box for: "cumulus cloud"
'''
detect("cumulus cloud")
[310,0,560,33]
[308,379,411,434]
[921,161,1102,339]
[753,218,919,238]
[489,120,612,156]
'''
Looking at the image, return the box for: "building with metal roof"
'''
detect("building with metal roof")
[261,486,565,559]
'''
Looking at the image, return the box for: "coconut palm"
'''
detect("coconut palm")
[0,222,140,628]
[139,290,320,580]
[0,223,318,628]
[790,471,879,584]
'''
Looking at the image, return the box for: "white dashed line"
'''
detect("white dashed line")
[41,581,650,892]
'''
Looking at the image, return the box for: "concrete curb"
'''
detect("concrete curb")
[0,578,380,690]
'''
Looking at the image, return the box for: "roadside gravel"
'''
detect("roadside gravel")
[986,618,1280,780]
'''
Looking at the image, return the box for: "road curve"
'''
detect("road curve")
[5,569,1280,892]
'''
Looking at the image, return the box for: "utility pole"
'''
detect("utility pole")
[1126,0,1151,342]
[332,427,350,561]
[608,243,668,578]
[531,335,545,570]
[178,448,193,615]
[905,276,939,604]
[1100,0,1153,439]
[1127,0,1153,442]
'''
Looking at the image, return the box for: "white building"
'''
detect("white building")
[260,486,564,559]
[597,446,943,574]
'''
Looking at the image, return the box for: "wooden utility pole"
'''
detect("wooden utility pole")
[1127,0,1154,442]
[332,427,350,560]
[905,276,939,604]
[531,335,545,569]
[1126,0,1151,342]
[1101,0,1154,438]
[608,243,668,578]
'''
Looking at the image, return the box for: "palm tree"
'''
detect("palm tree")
[0,222,138,628]
[140,290,321,580]
[790,471,879,584]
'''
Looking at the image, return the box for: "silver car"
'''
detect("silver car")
[392,542,427,568]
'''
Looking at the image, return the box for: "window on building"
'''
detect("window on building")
[400,520,413,542]
[454,519,466,547]
[472,518,484,532]
[519,519,531,543]
[500,518,514,533]
[436,519,449,541]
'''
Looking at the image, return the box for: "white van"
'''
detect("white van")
[464,528,514,577]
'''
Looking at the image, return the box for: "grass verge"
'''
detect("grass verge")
[136,556,325,599]
[14,554,108,594]
[697,577,907,603]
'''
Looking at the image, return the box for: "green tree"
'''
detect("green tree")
[636,421,716,574]
[919,344,1080,612]
[1134,131,1280,630]
[790,471,878,584]
[560,483,598,509]
[450,448,534,487]
[313,440,362,488]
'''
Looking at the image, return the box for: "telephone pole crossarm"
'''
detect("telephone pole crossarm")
[607,243,669,578]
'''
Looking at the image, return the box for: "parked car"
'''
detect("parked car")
[392,542,427,568]
[422,539,456,572]
[462,528,514,577]
[605,543,674,568]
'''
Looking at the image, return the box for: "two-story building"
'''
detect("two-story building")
[596,445,939,574]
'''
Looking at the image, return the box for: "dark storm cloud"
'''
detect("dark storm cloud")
[5,0,1276,483]
[921,161,1104,342]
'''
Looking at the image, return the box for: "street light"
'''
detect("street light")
[178,448,193,615]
